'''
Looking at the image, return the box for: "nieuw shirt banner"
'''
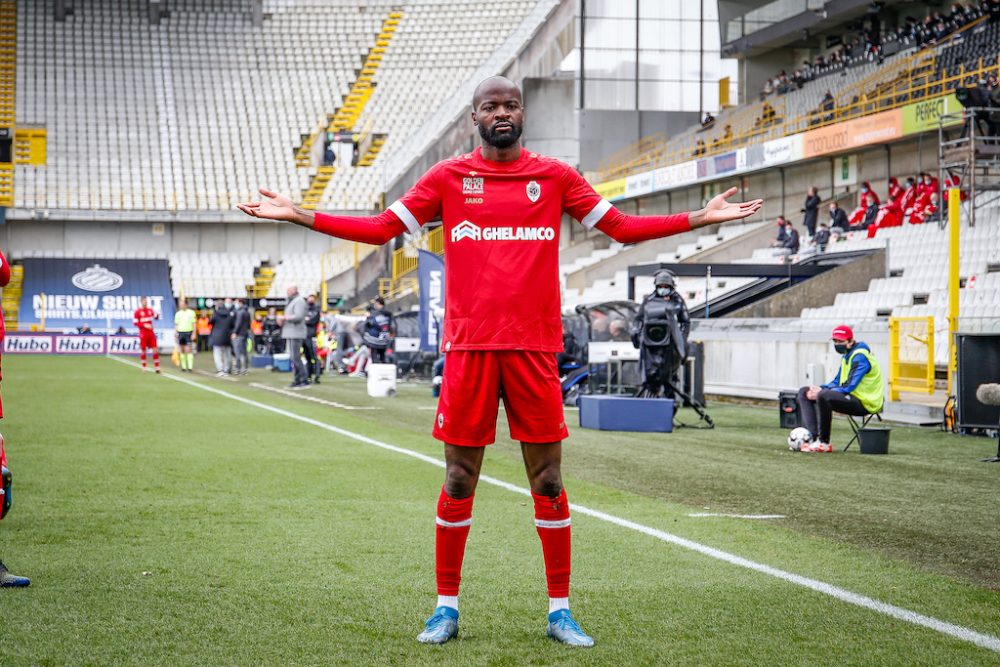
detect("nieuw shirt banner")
[18,258,176,335]
[417,250,445,353]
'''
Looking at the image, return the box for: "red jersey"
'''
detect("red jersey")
[133,307,158,332]
[0,247,10,342]
[314,147,690,352]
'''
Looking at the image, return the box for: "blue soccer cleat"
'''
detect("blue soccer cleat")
[416,606,459,645]
[547,609,594,647]
[0,561,30,587]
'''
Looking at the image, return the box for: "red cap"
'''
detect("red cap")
[831,325,854,341]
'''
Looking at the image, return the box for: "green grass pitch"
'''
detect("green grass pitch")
[0,354,998,666]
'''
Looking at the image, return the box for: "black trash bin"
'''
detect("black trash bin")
[858,427,891,455]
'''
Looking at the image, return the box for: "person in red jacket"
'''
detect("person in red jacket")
[0,246,30,587]
[868,193,904,238]
[237,76,763,648]
[133,296,161,373]
[887,176,903,201]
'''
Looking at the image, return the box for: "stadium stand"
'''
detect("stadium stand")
[15,0,552,214]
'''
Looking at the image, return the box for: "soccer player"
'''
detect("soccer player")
[174,298,196,372]
[238,76,762,647]
[0,246,29,587]
[133,296,161,373]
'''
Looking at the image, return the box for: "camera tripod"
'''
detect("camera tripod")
[636,378,714,429]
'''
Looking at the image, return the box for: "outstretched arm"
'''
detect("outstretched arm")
[595,186,763,244]
[237,189,407,245]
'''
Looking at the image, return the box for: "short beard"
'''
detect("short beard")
[479,121,522,149]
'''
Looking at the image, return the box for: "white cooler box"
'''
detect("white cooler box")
[367,363,398,397]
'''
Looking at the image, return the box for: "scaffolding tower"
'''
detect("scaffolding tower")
[938,107,1000,228]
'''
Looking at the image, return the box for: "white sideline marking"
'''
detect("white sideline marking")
[688,513,787,520]
[107,356,1000,654]
[249,382,380,411]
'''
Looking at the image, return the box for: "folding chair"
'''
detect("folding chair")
[843,411,883,452]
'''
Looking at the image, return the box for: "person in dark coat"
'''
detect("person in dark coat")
[829,201,850,232]
[231,298,251,375]
[802,186,820,237]
[209,301,236,376]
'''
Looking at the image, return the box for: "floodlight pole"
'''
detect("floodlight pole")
[947,186,960,397]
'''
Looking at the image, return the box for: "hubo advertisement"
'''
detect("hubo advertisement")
[18,258,176,336]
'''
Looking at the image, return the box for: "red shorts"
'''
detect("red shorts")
[139,330,158,349]
[433,350,568,447]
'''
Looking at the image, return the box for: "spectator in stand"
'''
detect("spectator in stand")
[231,298,251,376]
[814,223,831,252]
[282,285,309,389]
[769,215,790,247]
[773,219,800,262]
[821,91,835,123]
[722,124,733,143]
[701,112,715,128]
[829,201,850,232]
[802,186,821,237]
[887,177,903,201]
[868,194,904,238]
[692,139,706,157]
[303,293,322,384]
[848,182,879,226]
[209,301,235,377]
[850,194,880,231]
[900,176,918,214]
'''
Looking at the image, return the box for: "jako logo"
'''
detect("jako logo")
[451,220,555,243]
[71,265,124,292]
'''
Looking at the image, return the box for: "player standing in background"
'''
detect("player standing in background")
[174,298,196,372]
[133,296,161,374]
[0,246,30,587]
[238,76,762,647]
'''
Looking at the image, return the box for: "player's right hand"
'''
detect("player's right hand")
[236,188,296,221]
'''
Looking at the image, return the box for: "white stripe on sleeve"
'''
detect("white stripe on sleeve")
[388,200,421,234]
[580,198,613,229]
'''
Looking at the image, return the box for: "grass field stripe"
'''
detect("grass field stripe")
[107,356,1000,654]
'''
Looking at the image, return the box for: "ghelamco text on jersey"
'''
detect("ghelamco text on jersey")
[452,220,556,242]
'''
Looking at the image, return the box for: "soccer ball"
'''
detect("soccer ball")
[787,427,813,451]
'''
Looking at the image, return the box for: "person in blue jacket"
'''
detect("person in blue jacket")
[796,324,884,452]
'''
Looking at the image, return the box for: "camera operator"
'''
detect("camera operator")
[631,270,690,399]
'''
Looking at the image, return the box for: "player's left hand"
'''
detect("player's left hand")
[690,186,763,227]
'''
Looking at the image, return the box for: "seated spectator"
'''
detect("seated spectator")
[795,325,884,453]
[692,139,707,157]
[850,194,880,231]
[821,91,835,123]
[887,176,903,201]
[900,176,918,213]
[77,323,93,334]
[829,201,850,232]
[722,124,733,143]
[769,216,790,247]
[848,182,879,226]
[814,223,832,251]
[701,112,715,128]
[772,219,800,263]
[867,194,904,238]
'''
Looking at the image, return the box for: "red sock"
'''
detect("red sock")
[435,486,475,596]
[152,351,160,370]
[533,489,571,598]
[140,350,147,369]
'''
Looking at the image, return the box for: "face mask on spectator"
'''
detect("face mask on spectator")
[656,287,671,297]
[834,342,849,354]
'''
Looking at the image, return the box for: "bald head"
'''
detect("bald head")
[471,76,525,153]
[472,76,521,109]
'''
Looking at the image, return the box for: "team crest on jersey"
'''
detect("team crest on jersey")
[526,180,541,203]
[462,177,484,195]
